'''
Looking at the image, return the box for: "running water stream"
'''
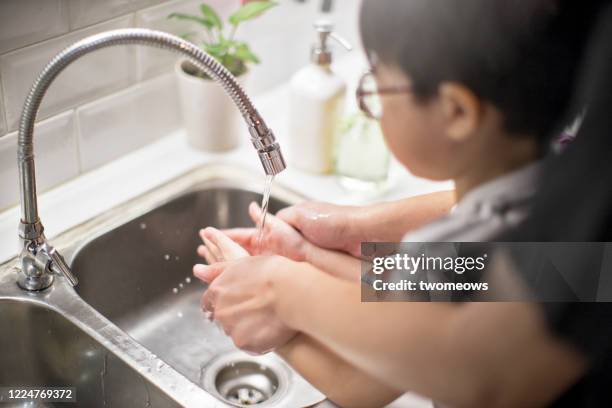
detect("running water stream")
[257,175,274,253]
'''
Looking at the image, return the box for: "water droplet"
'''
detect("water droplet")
[185,277,191,284]
[175,256,180,261]
[139,222,147,230]
[156,361,165,371]
[179,283,184,289]
[177,311,183,318]
[164,254,170,261]
[172,287,179,294]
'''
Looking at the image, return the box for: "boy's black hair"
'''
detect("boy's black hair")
[360,0,601,144]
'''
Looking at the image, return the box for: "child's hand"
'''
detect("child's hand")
[197,227,249,264]
[194,256,299,354]
[222,202,310,261]
[194,226,298,353]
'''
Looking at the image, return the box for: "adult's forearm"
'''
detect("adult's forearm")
[356,190,455,242]
[302,243,361,281]
[276,334,401,408]
[322,191,456,276]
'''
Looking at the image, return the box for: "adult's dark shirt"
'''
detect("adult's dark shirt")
[512,3,612,406]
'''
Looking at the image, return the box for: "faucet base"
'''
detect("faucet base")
[17,267,54,291]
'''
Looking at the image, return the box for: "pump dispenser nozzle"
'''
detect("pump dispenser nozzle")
[311,20,352,65]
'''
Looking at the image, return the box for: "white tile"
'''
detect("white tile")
[239,0,361,94]
[240,0,315,94]
[77,73,180,172]
[67,0,166,30]
[0,110,79,211]
[0,15,136,132]
[135,0,231,80]
[0,81,6,136]
[0,0,70,54]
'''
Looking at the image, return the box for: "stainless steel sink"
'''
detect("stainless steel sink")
[0,299,181,408]
[0,165,325,407]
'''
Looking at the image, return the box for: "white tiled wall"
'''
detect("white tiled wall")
[134,0,229,80]
[0,15,136,131]
[67,0,167,30]
[0,76,6,136]
[0,111,79,211]
[0,0,361,211]
[242,0,362,93]
[0,1,70,54]
[77,73,180,172]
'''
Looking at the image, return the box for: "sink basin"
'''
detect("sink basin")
[0,165,325,407]
[61,165,324,407]
[71,187,287,385]
[0,299,180,408]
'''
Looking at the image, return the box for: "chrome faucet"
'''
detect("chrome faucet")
[16,28,286,291]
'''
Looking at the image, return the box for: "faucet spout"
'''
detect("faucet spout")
[16,28,286,291]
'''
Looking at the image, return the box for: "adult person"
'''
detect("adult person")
[194,1,610,407]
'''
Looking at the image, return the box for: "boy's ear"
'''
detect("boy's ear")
[438,83,482,142]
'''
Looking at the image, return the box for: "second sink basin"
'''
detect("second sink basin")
[0,299,181,408]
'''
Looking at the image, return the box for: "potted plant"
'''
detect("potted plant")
[170,1,277,151]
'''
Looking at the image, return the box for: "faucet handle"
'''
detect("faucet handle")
[17,239,78,290]
[49,250,78,287]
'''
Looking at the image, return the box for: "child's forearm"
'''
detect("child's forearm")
[273,265,584,408]
[357,190,455,242]
[276,334,401,408]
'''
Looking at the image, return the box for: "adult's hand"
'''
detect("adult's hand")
[277,202,366,257]
[277,191,455,257]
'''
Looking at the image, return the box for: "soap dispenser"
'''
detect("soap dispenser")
[287,20,351,174]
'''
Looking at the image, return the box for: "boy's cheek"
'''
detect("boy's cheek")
[381,97,458,181]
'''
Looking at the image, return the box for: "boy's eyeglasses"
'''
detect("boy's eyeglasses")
[356,71,412,120]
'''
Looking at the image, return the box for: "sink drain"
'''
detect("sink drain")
[217,361,277,405]
[202,351,290,407]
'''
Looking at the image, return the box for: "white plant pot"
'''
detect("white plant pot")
[175,59,248,152]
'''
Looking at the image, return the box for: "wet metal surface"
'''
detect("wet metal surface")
[1,165,324,407]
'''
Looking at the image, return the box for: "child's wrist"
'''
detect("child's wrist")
[299,239,316,264]
[272,260,318,331]
[350,208,372,251]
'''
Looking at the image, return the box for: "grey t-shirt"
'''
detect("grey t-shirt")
[388,162,542,301]
[404,161,542,243]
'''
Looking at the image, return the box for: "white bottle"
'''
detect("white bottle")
[288,21,351,174]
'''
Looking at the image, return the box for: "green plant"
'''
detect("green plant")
[169,1,277,78]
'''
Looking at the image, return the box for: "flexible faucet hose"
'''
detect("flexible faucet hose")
[17,28,285,226]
